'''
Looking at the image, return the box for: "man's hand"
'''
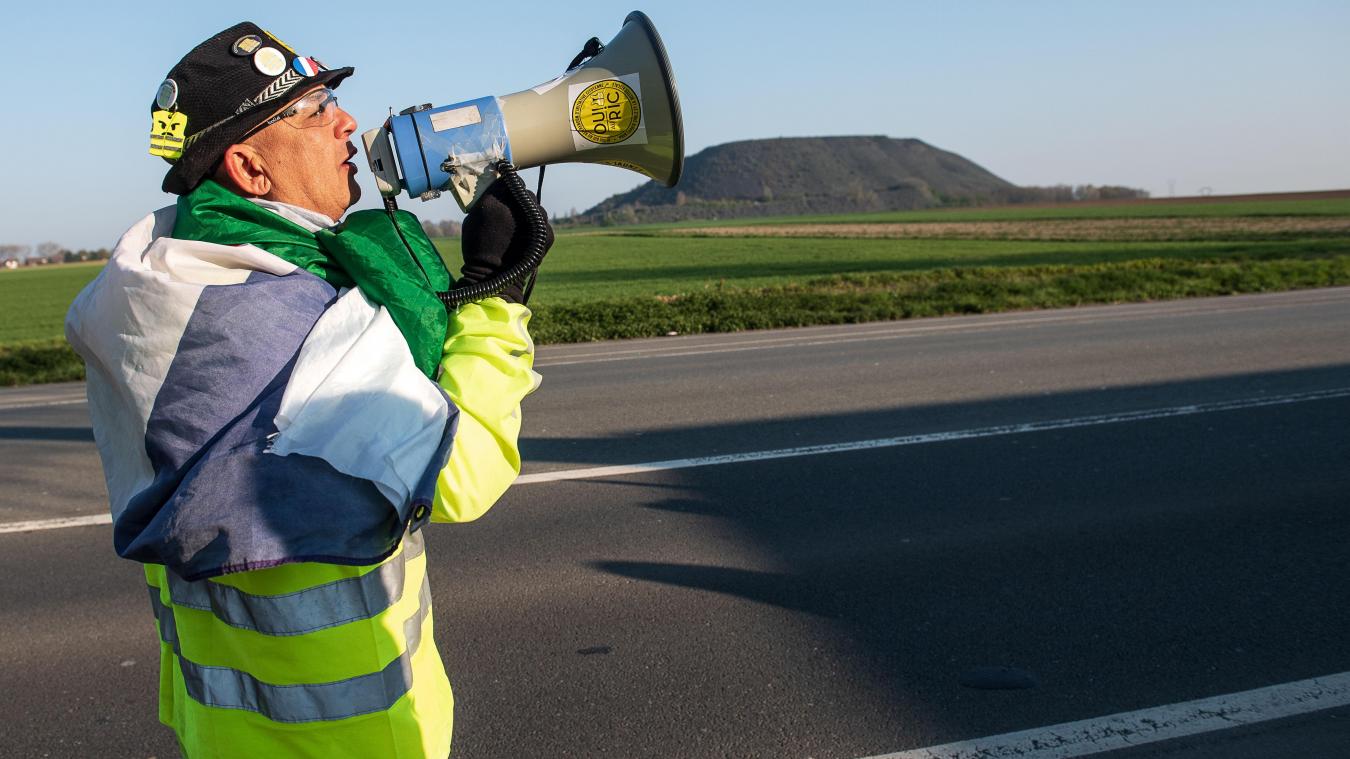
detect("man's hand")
[458,176,555,304]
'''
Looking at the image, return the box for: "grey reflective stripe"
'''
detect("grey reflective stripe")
[165,530,425,636]
[147,578,432,723]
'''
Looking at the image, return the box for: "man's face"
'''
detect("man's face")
[245,86,362,219]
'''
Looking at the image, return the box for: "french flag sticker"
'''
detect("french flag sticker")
[293,57,320,77]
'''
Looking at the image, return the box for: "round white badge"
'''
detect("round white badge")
[252,47,286,76]
[155,79,178,109]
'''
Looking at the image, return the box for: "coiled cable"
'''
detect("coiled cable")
[436,161,549,311]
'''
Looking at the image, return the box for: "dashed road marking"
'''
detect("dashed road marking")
[0,397,86,411]
[859,671,1350,758]
[0,513,111,534]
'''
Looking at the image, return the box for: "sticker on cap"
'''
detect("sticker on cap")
[155,79,178,110]
[149,110,188,161]
[253,47,286,76]
[231,35,262,56]
[293,57,319,77]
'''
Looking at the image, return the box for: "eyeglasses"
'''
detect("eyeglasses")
[259,87,340,131]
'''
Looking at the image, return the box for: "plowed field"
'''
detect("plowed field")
[671,216,1350,241]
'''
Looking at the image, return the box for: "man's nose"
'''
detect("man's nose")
[334,106,357,138]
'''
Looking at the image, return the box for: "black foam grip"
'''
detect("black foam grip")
[438,163,551,310]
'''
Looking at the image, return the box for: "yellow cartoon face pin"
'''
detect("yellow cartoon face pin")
[149,109,189,160]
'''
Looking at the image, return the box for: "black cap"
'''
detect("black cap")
[152,22,353,195]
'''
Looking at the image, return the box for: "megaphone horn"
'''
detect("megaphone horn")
[362,11,684,211]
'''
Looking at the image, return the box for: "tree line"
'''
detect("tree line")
[1,243,111,267]
[420,219,463,239]
[420,209,578,238]
[997,184,1151,203]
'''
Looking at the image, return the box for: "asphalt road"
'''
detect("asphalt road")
[2,288,1348,758]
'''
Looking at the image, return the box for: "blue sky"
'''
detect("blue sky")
[4,0,1347,250]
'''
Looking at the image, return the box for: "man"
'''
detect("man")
[65,22,550,757]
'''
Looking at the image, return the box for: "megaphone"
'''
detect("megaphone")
[362,10,683,211]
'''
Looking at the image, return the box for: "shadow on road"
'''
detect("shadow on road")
[530,364,1350,740]
[0,426,94,442]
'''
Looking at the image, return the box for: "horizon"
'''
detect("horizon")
[11,186,1350,263]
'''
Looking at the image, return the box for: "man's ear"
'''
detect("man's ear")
[216,144,271,197]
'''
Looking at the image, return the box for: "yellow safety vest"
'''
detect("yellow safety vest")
[144,300,539,758]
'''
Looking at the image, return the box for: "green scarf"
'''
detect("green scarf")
[173,180,452,377]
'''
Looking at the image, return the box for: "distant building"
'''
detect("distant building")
[2,258,17,270]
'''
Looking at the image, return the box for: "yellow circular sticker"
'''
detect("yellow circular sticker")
[572,80,642,145]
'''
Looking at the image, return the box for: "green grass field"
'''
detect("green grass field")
[0,262,104,343]
[9,219,1347,341]
[4,195,1349,384]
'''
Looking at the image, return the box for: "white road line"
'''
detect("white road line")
[6,386,1348,534]
[513,387,1350,484]
[0,397,87,411]
[859,671,1350,759]
[0,513,111,534]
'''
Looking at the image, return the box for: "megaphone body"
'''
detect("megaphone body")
[362,11,683,211]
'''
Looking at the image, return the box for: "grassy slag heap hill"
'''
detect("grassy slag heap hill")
[579,136,1142,225]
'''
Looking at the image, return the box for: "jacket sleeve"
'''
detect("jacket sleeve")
[431,298,541,522]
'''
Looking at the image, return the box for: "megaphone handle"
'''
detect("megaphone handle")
[437,162,550,311]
